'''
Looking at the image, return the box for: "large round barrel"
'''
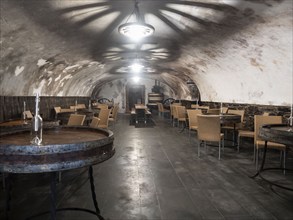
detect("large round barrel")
[0,126,115,173]
[148,93,164,104]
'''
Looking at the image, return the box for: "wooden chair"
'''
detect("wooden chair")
[222,109,245,148]
[254,115,286,170]
[176,106,187,128]
[67,114,85,126]
[89,117,100,128]
[221,107,229,114]
[172,105,180,127]
[157,103,170,117]
[97,108,111,129]
[109,104,119,128]
[197,115,225,160]
[238,112,274,154]
[170,103,181,123]
[187,109,202,139]
[207,109,220,115]
[190,104,199,109]
[23,110,33,119]
[97,104,108,110]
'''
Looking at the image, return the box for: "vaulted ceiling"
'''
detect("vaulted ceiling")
[1,0,292,105]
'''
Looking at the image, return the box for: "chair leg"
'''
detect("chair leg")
[237,136,240,152]
[222,139,225,152]
[198,140,201,157]
[282,150,286,175]
[253,144,256,163]
[218,141,221,160]
[256,148,259,170]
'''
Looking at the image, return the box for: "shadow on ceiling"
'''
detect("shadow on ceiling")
[6,0,275,67]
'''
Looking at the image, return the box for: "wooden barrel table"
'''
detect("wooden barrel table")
[0,126,115,219]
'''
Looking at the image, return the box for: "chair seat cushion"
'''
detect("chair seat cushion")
[238,130,254,137]
[189,125,198,130]
[256,140,286,150]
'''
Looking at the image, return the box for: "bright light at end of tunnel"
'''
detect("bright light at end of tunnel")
[132,76,140,83]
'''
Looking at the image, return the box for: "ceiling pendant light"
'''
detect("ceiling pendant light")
[129,62,144,73]
[118,0,155,41]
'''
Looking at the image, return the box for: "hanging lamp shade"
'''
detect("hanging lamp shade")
[118,1,155,40]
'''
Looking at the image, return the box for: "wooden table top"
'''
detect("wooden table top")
[259,124,293,146]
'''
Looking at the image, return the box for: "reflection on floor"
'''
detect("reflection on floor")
[1,113,293,220]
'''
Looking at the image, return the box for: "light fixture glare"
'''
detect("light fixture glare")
[119,22,155,40]
[130,62,144,73]
[132,76,140,83]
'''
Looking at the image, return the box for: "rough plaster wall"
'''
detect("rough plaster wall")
[181,0,293,106]
[95,78,175,113]
[0,0,292,107]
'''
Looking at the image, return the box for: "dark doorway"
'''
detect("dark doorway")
[126,84,145,112]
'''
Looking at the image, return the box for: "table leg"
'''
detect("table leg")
[88,166,104,220]
[25,168,105,219]
[50,172,57,220]
[5,174,11,220]
[233,124,236,147]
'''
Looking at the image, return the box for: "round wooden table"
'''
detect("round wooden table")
[254,124,293,191]
[0,126,115,219]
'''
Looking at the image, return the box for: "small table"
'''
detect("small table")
[134,105,150,124]
[0,126,115,219]
[253,124,293,191]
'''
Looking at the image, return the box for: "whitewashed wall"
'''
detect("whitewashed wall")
[96,78,175,113]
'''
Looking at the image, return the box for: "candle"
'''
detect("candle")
[290,104,293,126]
[220,102,223,114]
[24,101,26,111]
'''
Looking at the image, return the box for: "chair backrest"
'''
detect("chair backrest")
[76,104,86,109]
[170,104,176,117]
[176,106,186,119]
[98,108,111,128]
[187,109,202,127]
[157,103,163,112]
[67,114,85,126]
[173,105,180,119]
[23,110,33,119]
[54,107,61,114]
[228,109,245,122]
[207,109,220,115]
[227,109,245,128]
[262,112,270,116]
[254,115,283,143]
[221,107,229,114]
[97,104,108,109]
[190,104,199,109]
[89,117,100,128]
[197,115,222,142]
[111,104,119,121]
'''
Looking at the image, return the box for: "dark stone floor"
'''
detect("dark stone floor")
[1,113,293,220]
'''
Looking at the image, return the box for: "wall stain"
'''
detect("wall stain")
[250,58,263,71]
